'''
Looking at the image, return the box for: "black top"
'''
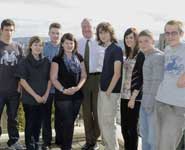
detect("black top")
[100,43,123,93]
[131,51,145,100]
[0,40,23,96]
[16,54,50,105]
[52,53,84,101]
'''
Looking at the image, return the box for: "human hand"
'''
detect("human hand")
[63,88,75,95]
[105,90,111,97]
[70,86,80,93]
[128,98,135,109]
[42,93,49,103]
[34,94,44,103]
[177,73,185,88]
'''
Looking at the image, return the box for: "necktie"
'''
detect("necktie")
[84,40,89,73]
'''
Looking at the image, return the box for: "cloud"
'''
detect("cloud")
[0,0,74,8]
[141,11,168,22]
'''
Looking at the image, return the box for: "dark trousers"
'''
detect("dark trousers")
[0,93,20,146]
[121,99,141,150]
[42,94,53,146]
[177,131,185,150]
[55,99,81,150]
[54,98,62,145]
[82,74,100,145]
[42,93,61,146]
[23,104,43,150]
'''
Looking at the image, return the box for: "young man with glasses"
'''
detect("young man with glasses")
[155,20,185,150]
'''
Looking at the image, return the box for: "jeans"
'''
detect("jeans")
[98,91,120,150]
[155,101,185,150]
[0,93,20,146]
[55,99,82,150]
[139,106,156,150]
[23,104,43,150]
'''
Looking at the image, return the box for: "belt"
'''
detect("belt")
[89,72,101,75]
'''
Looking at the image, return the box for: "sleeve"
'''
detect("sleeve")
[17,43,25,57]
[15,59,28,80]
[46,58,51,80]
[113,47,123,63]
[76,53,84,62]
[43,42,49,57]
[150,54,165,99]
[52,56,60,64]
[131,51,145,90]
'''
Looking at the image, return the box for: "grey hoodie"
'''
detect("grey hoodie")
[142,49,164,112]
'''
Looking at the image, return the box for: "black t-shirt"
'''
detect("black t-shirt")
[0,40,23,96]
[16,54,50,105]
[100,43,123,93]
[52,53,84,100]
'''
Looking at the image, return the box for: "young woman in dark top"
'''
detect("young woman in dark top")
[121,28,145,150]
[16,36,51,150]
[50,33,87,150]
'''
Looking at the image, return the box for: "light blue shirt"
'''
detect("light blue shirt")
[43,41,59,93]
[156,42,185,107]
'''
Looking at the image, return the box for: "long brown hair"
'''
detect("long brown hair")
[96,22,117,46]
[123,27,139,59]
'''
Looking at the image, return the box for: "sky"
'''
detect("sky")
[0,0,185,39]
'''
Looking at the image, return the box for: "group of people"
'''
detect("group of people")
[0,17,185,150]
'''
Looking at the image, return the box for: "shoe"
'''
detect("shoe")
[81,143,92,150]
[81,143,99,150]
[92,144,99,150]
[0,127,2,136]
[42,144,50,150]
[8,141,24,150]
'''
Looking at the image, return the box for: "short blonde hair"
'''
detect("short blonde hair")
[139,30,154,40]
[165,20,184,33]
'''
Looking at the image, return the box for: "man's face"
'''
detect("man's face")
[99,30,111,44]
[49,27,61,44]
[81,21,93,39]
[1,25,15,40]
[138,36,154,52]
[165,24,183,47]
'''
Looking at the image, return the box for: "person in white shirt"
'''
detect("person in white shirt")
[78,18,104,150]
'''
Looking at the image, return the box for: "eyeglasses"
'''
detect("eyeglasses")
[165,31,179,37]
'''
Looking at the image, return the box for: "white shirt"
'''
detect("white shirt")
[78,37,105,73]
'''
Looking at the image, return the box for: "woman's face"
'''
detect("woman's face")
[31,41,43,56]
[125,33,136,49]
[62,39,75,53]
